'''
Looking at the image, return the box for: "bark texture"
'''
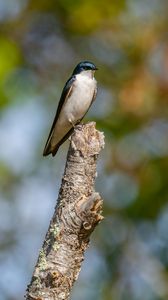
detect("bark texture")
[26,122,104,300]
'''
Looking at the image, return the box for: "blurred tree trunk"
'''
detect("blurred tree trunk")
[26,122,104,300]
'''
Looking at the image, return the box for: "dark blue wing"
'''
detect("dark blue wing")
[43,75,76,156]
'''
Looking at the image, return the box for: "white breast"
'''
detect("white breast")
[64,73,96,123]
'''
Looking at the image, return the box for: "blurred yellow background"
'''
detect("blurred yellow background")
[1,1,168,299]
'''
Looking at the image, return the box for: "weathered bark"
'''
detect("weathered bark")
[26,122,104,300]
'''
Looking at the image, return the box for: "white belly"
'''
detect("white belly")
[50,74,96,148]
[64,74,96,123]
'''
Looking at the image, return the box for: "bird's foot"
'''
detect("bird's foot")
[69,118,76,128]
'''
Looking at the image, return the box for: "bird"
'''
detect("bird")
[43,61,98,157]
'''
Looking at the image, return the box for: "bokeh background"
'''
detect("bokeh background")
[1,1,168,299]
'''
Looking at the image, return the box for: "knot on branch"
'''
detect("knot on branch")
[60,192,103,238]
[75,192,103,239]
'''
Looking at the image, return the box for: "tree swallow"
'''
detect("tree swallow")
[43,61,98,157]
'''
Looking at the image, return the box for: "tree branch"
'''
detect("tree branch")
[25,122,104,300]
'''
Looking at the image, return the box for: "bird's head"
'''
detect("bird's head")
[72,61,98,76]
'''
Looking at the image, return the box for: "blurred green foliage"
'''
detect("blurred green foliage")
[1,1,168,300]
[0,37,22,107]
